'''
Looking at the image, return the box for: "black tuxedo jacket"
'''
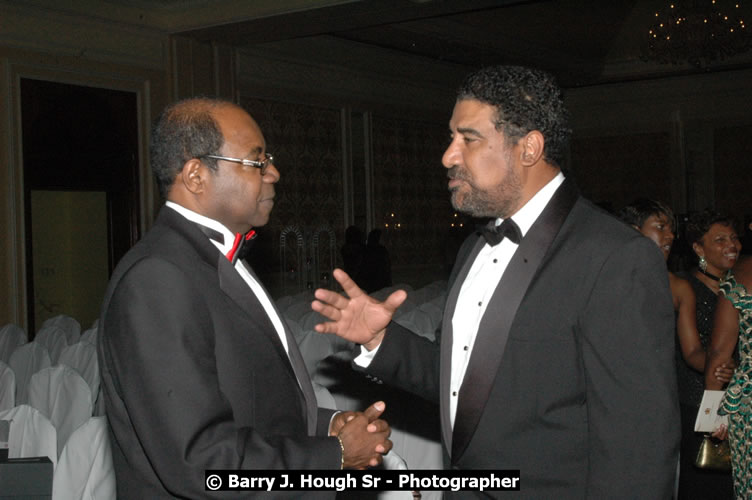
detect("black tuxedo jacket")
[98,207,339,498]
[366,180,680,499]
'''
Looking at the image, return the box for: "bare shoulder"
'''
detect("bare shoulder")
[669,272,695,301]
[732,256,752,288]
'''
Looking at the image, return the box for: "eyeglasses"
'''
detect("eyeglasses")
[203,153,274,175]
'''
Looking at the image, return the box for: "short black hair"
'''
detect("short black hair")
[457,65,571,169]
[150,97,235,198]
[685,210,737,246]
[618,198,675,230]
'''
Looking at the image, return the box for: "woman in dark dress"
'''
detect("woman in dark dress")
[619,202,736,498]
[677,210,742,499]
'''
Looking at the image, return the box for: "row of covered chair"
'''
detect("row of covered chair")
[1,315,98,364]
[0,405,115,499]
[277,280,447,500]
[2,337,99,411]
[2,282,446,499]
[1,315,113,499]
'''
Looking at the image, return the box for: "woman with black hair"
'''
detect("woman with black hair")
[620,202,736,499]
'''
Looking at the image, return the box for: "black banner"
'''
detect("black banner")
[205,469,520,492]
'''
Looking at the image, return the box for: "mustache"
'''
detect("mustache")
[447,165,470,182]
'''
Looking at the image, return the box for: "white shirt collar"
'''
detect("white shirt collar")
[165,201,236,255]
[496,171,565,237]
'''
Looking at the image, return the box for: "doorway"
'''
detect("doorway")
[21,79,139,335]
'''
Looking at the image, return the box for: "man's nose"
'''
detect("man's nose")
[442,140,460,169]
[264,163,280,183]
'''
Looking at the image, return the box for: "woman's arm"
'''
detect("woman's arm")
[671,274,705,372]
[705,294,740,390]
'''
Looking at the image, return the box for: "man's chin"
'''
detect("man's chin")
[250,214,271,228]
[449,193,465,213]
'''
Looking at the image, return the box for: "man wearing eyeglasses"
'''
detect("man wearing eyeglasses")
[97,97,392,498]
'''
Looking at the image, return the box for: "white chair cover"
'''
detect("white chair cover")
[414,280,447,303]
[58,341,100,402]
[0,404,57,468]
[41,315,81,344]
[295,327,351,377]
[275,294,296,312]
[0,361,16,412]
[372,284,413,302]
[27,365,93,456]
[8,342,52,404]
[417,301,444,326]
[0,324,27,364]
[283,297,314,323]
[393,309,436,340]
[94,387,106,417]
[35,325,69,364]
[52,416,115,500]
[80,327,98,345]
[299,310,327,332]
[312,381,337,411]
[386,427,443,500]
[376,451,414,500]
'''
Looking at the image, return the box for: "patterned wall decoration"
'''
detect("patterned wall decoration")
[570,132,672,213]
[239,97,344,295]
[371,114,474,287]
[714,124,752,222]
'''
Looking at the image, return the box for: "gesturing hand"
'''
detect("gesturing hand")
[312,268,407,350]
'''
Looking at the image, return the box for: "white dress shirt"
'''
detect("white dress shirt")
[165,201,290,355]
[355,172,565,428]
[448,172,564,427]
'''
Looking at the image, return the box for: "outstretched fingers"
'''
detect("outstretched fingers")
[331,268,365,299]
[383,289,408,313]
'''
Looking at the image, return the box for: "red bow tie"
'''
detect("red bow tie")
[226,230,257,264]
[195,223,257,264]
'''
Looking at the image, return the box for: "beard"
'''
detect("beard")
[447,157,522,219]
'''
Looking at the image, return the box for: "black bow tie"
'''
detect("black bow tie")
[482,218,522,246]
[195,224,257,264]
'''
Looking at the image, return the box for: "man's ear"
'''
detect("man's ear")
[520,130,544,167]
[178,158,206,194]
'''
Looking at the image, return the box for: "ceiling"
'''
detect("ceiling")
[12,0,751,88]
[175,0,752,88]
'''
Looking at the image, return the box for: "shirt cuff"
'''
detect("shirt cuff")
[353,343,381,367]
[328,411,342,435]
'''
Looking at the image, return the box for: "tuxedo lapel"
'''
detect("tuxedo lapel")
[216,258,291,360]
[216,258,316,434]
[161,209,317,435]
[241,263,319,437]
[450,179,579,461]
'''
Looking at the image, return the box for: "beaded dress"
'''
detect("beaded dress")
[676,273,734,499]
[676,274,718,408]
[718,273,752,498]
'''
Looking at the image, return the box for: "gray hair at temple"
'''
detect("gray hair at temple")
[457,65,571,170]
[150,97,235,199]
